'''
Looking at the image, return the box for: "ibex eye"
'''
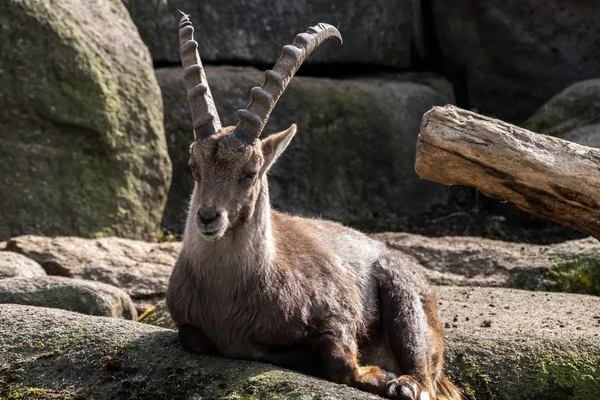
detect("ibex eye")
[243,172,257,180]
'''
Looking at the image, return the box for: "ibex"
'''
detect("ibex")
[167,14,463,400]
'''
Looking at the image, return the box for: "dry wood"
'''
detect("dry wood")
[415,105,600,239]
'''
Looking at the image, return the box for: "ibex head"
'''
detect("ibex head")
[179,14,342,241]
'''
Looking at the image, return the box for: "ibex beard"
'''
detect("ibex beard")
[166,14,463,400]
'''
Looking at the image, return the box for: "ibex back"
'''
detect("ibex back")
[167,14,463,400]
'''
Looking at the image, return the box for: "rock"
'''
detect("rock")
[138,300,176,330]
[437,286,600,399]
[561,125,600,148]
[0,304,380,400]
[122,0,423,68]
[433,0,600,122]
[0,0,171,241]
[525,79,600,147]
[5,235,181,313]
[8,231,598,319]
[0,276,136,320]
[373,232,600,294]
[0,252,46,279]
[157,66,454,233]
[2,287,599,399]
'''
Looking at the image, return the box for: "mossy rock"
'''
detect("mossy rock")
[157,66,454,233]
[111,287,600,399]
[536,252,600,296]
[373,233,600,296]
[0,304,381,400]
[438,287,600,399]
[0,0,171,241]
[525,79,600,146]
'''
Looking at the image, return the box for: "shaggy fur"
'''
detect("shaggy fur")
[166,126,463,400]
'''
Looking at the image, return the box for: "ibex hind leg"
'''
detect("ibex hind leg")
[374,254,457,400]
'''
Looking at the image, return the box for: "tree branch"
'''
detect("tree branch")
[415,105,600,239]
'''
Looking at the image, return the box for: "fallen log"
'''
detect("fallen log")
[415,105,600,240]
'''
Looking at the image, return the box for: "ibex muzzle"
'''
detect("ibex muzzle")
[167,13,463,400]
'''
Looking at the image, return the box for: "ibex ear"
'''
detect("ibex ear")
[261,124,297,173]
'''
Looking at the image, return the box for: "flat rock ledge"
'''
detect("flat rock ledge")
[437,286,600,399]
[10,287,598,400]
[140,288,600,399]
[0,304,379,400]
[372,232,600,293]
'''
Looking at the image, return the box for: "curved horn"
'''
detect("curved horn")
[234,23,342,141]
[179,13,222,139]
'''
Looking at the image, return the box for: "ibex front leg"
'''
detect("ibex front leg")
[316,332,396,397]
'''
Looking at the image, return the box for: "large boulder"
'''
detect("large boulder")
[0,276,136,320]
[373,233,600,294]
[0,251,46,279]
[158,66,454,233]
[122,0,423,68]
[5,235,180,313]
[0,0,171,241]
[433,0,600,122]
[2,287,599,399]
[0,304,381,400]
[525,79,600,147]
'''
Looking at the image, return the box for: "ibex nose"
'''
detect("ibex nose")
[197,208,221,226]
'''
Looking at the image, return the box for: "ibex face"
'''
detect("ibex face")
[178,13,339,241]
[188,125,296,241]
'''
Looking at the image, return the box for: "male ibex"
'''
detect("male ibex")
[167,14,463,400]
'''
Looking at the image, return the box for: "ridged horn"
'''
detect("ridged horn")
[179,13,222,139]
[234,23,342,141]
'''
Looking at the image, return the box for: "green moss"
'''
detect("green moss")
[446,343,600,400]
[5,387,70,400]
[157,232,180,243]
[537,253,600,296]
[529,348,599,399]
[0,0,170,242]
[445,353,495,400]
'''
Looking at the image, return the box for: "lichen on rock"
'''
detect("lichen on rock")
[0,0,171,241]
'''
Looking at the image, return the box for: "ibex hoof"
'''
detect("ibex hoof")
[387,378,418,400]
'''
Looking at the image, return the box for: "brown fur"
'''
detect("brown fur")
[166,125,462,400]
